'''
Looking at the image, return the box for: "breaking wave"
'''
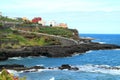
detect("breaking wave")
[6,64,120,76]
[9,57,23,60]
[76,64,120,75]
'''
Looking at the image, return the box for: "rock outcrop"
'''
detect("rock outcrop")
[0,43,120,61]
[0,64,79,72]
[1,64,120,73]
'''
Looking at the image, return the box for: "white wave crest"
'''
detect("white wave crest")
[7,69,19,76]
[114,49,120,50]
[9,57,23,60]
[98,42,106,44]
[86,50,93,53]
[76,64,120,75]
[6,64,120,76]
[49,77,55,80]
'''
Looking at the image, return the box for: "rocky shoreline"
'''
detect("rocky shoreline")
[1,64,120,73]
[0,42,120,61]
[0,64,79,72]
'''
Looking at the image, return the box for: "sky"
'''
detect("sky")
[0,0,120,34]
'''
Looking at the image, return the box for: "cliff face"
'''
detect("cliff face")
[69,29,80,40]
[0,27,120,61]
[58,29,80,46]
[0,43,120,61]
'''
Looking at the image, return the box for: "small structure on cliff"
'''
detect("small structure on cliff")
[32,17,42,24]
[0,11,2,17]
[58,23,68,28]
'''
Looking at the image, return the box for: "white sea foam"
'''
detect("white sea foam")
[37,69,45,72]
[7,69,19,76]
[9,57,23,60]
[49,77,55,80]
[114,49,120,50]
[98,42,106,44]
[76,64,120,75]
[5,64,120,76]
[86,50,93,53]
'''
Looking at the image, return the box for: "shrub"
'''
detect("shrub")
[38,27,73,38]
[0,69,26,80]
[0,23,3,27]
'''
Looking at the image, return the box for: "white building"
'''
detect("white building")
[0,12,2,17]
[49,20,57,27]
[38,20,46,26]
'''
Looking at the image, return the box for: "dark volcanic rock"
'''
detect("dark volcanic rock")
[0,64,79,72]
[59,64,71,70]
[30,66,45,69]
[0,43,120,61]
[0,53,8,60]
[0,64,45,72]
[59,64,79,70]
[0,64,25,71]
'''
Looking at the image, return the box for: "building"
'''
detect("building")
[58,23,68,28]
[22,17,28,21]
[38,19,46,26]
[32,17,42,23]
[49,20,57,27]
[0,12,2,17]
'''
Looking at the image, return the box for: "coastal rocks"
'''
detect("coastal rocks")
[0,64,79,72]
[59,64,71,70]
[0,43,120,61]
[0,64,25,71]
[0,64,45,72]
[2,64,120,73]
[59,64,79,71]
[0,53,8,60]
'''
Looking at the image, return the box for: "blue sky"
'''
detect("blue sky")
[0,0,120,34]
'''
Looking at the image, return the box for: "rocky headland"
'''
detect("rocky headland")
[0,26,120,61]
[0,42,120,61]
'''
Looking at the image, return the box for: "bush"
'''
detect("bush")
[0,23,3,27]
[0,69,26,80]
[38,27,73,38]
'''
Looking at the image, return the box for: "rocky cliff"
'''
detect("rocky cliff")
[0,43,120,61]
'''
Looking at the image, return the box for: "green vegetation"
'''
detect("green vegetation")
[38,27,73,38]
[0,69,26,80]
[0,23,3,27]
[0,28,61,49]
[0,16,21,22]
[0,28,13,34]
[0,18,78,49]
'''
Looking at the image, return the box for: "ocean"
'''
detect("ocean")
[0,34,120,80]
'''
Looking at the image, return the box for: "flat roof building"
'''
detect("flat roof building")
[0,12,2,17]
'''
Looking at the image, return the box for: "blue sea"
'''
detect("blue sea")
[0,34,120,80]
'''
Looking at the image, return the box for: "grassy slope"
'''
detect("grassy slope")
[0,25,77,49]
[0,28,61,49]
[38,27,73,38]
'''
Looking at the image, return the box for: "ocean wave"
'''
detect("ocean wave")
[76,64,120,75]
[114,49,120,50]
[7,69,19,76]
[6,64,120,76]
[9,57,23,60]
[98,42,106,44]
[49,77,55,80]
[86,50,93,53]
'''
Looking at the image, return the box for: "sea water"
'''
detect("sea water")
[0,34,120,80]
